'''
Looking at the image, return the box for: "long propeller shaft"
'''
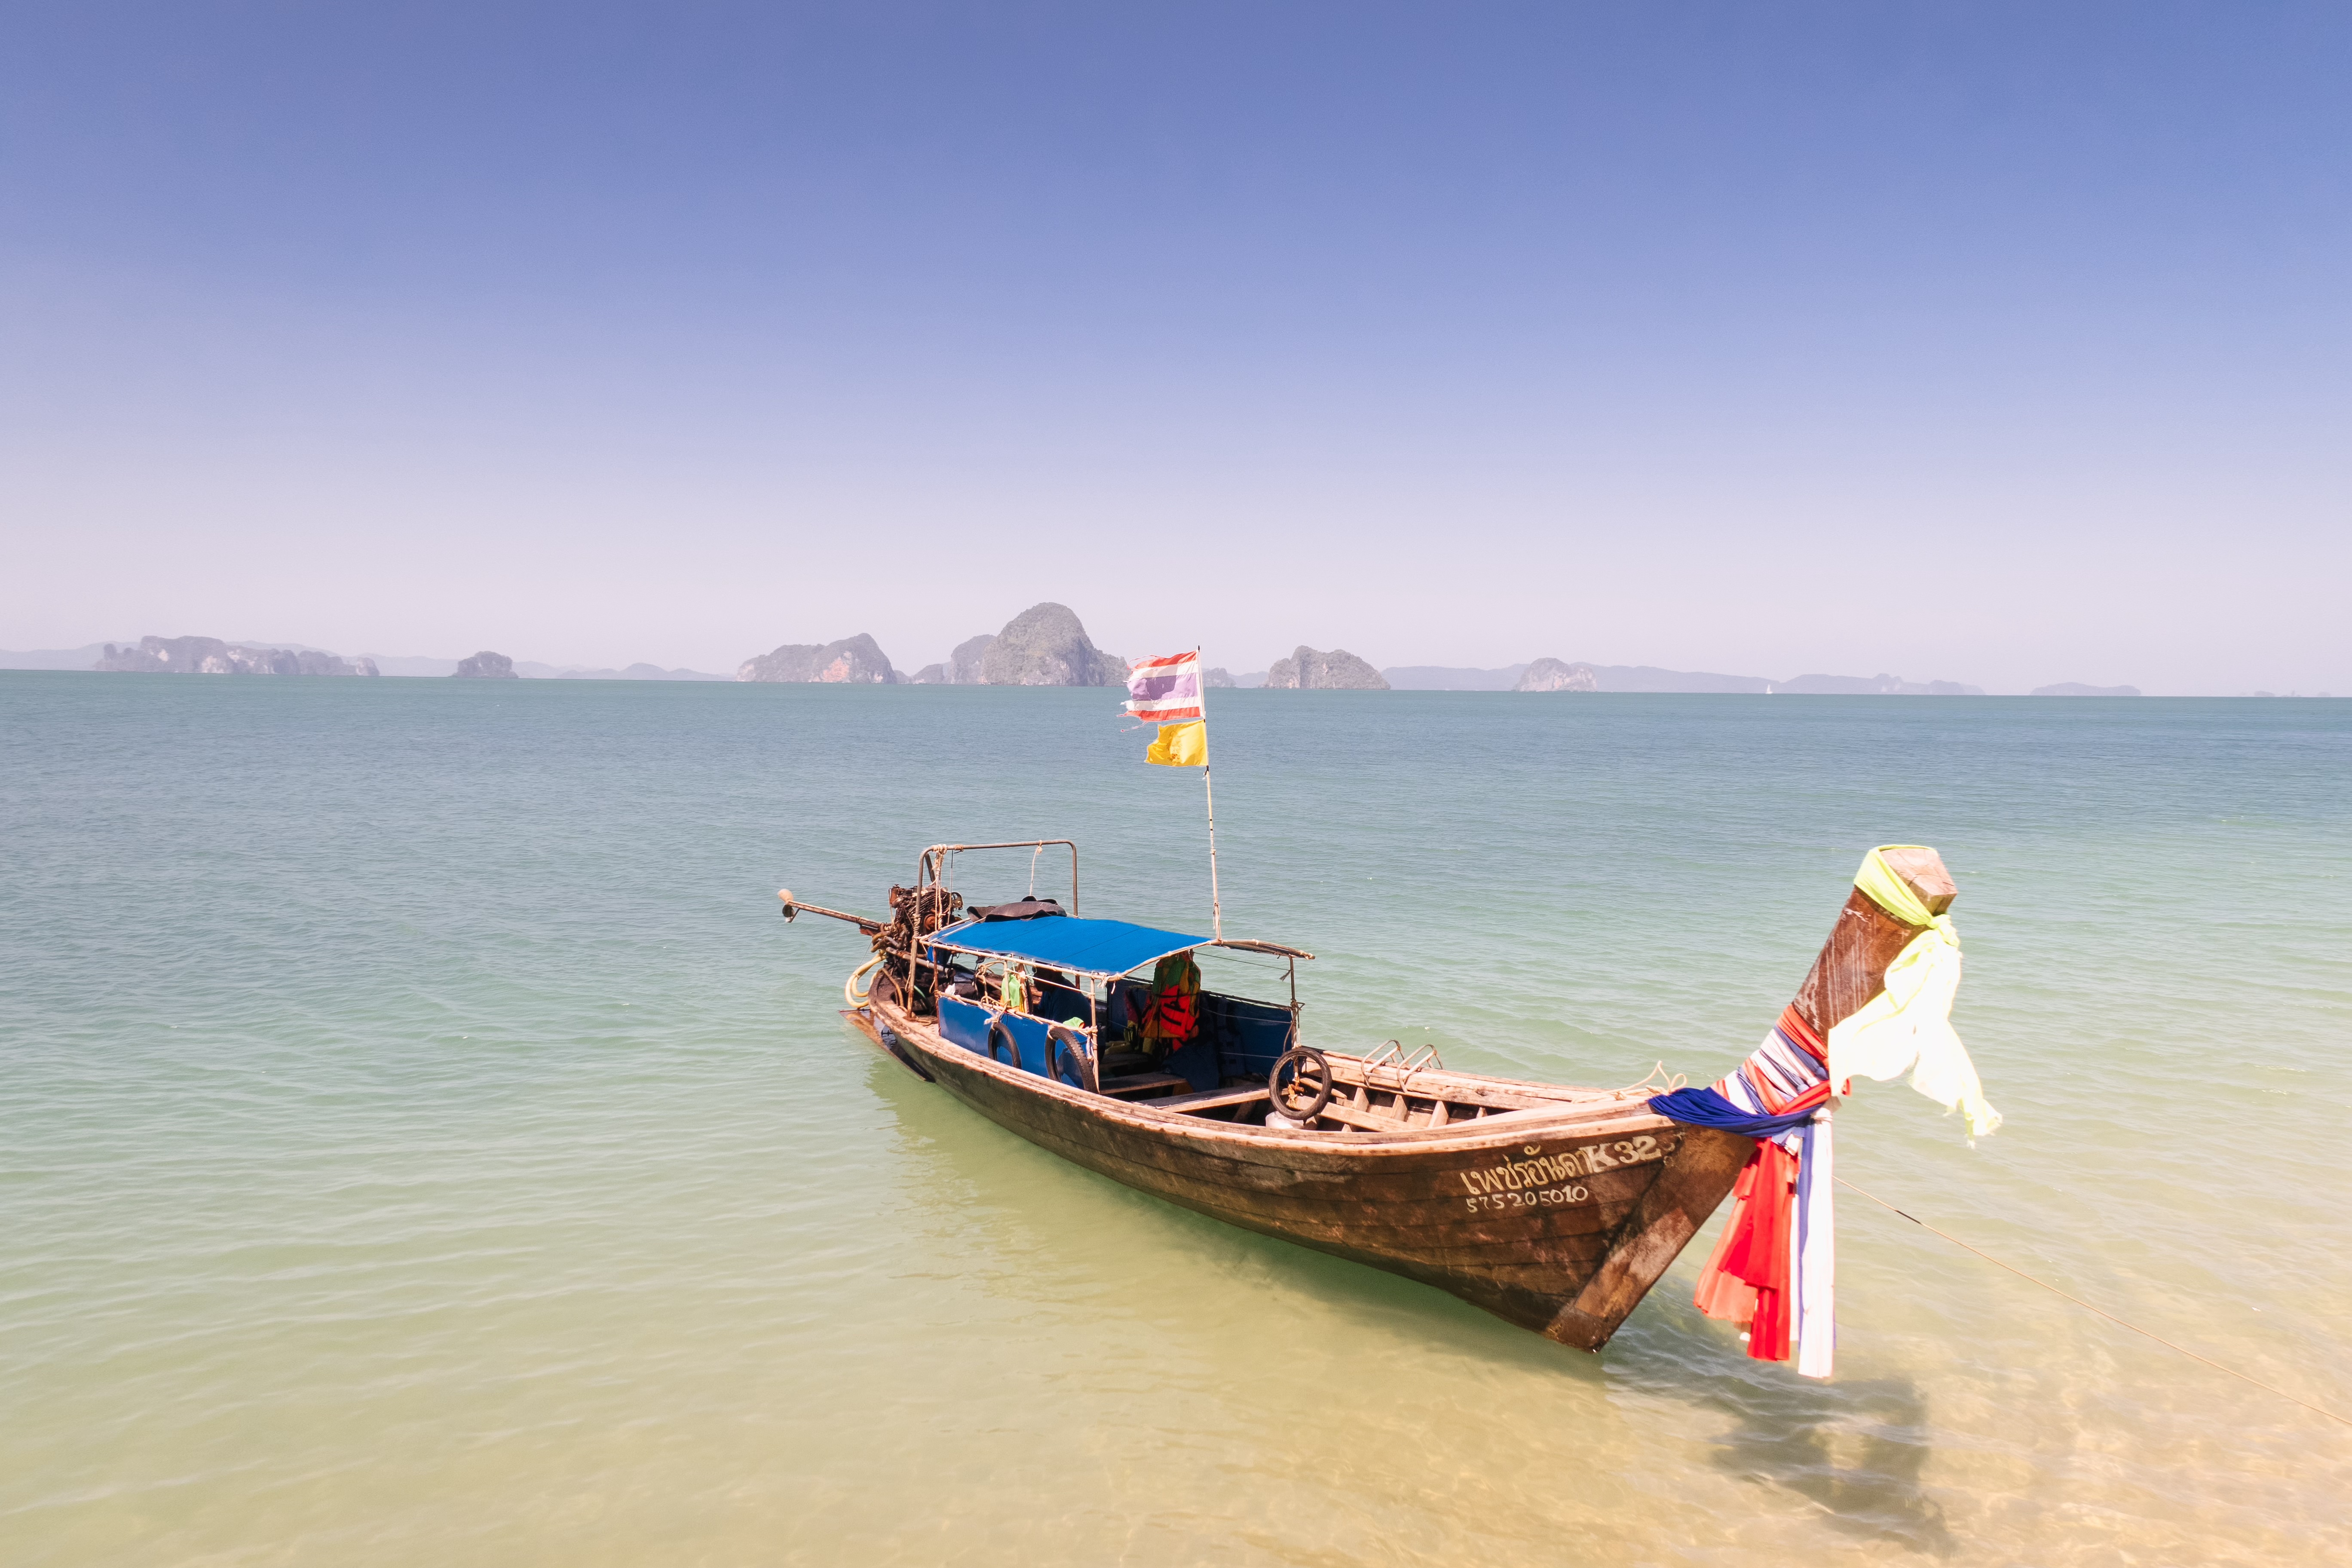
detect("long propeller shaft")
[777,889,883,934]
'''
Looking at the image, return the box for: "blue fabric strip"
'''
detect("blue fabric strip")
[1647,1085,1817,1139]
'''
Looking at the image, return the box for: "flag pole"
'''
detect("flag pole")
[1198,644,1222,942]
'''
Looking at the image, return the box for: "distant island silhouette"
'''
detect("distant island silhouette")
[12,625,2302,697]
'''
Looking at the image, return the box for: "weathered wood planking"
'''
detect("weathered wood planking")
[871,974,1741,1339]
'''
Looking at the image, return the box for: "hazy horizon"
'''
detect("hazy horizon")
[11,633,2324,697]
[6,5,2346,694]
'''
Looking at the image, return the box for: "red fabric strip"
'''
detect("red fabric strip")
[1777,1004,1827,1062]
[1708,1140,1799,1362]
[1692,1152,1762,1325]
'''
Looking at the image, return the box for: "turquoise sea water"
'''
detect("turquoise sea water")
[3,672,2346,1565]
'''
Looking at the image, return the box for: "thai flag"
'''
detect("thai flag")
[1124,651,1204,721]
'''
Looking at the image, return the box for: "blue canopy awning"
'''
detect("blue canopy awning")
[929,916,1210,977]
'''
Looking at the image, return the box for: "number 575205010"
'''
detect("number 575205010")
[1465,1184,1589,1212]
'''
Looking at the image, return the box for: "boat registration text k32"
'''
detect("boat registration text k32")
[1458,1135,1673,1210]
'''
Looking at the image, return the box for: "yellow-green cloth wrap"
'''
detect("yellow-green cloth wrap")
[1855,844,1946,931]
[1826,845,2001,1140]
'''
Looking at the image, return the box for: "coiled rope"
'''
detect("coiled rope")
[1838,1176,2349,1429]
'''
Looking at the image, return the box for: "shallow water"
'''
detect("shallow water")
[2,673,2346,1565]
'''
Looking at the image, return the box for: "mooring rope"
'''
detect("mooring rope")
[1837,1176,2350,1429]
[1613,1060,1688,1098]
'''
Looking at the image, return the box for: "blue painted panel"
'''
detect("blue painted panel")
[1202,992,1296,1080]
[1001,1011,1053,1075]
[1164,1035,1219,1092]
[936,997,1080,1081]
[938,996,992,1054]
[947,991,1280,1087]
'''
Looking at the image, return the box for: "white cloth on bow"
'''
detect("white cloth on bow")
[1826,921,2000,1138]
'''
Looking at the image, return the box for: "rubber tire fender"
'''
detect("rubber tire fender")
[1046,1023,1096,1092]
[986,1015,1021,1069]
[1269,1047,1332,1123]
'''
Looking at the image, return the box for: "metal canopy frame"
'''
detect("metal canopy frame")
[917,839,1078,916]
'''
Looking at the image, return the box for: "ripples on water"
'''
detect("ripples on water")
[1,674,2345,1565]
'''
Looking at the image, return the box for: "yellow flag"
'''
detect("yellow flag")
[1145,720,1207,767]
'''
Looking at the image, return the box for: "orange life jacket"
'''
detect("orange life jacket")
[1140,951,1201,1048]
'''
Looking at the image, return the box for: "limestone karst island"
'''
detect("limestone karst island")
[59,610,2158,696]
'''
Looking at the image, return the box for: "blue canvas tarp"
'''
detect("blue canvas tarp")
[929,916,1208,978]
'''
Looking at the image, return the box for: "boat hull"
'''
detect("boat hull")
[864,995,1750,1347]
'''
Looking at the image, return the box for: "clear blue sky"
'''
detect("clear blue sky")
[4,3,2345,691]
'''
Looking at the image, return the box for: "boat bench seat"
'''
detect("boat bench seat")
[1099,1072,1194,1099]
[1145,1084,1271,1115]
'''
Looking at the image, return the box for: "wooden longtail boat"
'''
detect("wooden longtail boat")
[786,839,1957,1349]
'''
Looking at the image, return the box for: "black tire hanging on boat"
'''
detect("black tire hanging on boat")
[987,1016,1020,1068]
[1269,1047,1332,1123]
[1047,1023,1095,1092]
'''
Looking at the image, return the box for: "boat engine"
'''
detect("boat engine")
[871,884,966,1012]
